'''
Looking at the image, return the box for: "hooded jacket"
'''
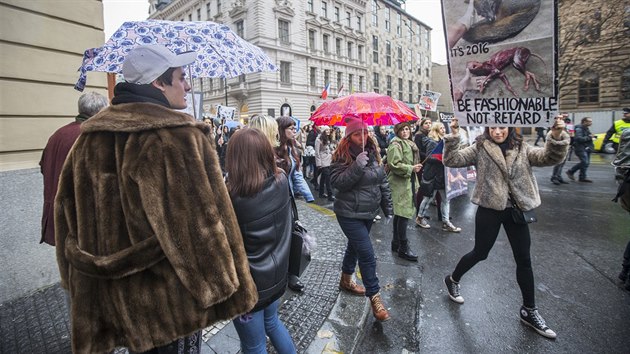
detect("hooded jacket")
[54,101,257,353]
[443,131,569,211]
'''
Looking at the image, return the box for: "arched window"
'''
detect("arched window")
[578,70,599,104]
[622,67,630,100]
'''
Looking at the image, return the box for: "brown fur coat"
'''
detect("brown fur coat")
[443,131,569,211]
[54,103,257,353]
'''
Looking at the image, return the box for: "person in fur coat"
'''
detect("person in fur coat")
[54,45,257,354]
[441,117,569,340]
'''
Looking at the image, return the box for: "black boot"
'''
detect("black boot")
[391,216,400,252]
[397,240,418,262]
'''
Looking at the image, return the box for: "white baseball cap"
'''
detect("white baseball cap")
[122,44,197,85]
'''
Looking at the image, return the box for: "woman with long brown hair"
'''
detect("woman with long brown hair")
[226,128,296,353]
[330,114,394,322]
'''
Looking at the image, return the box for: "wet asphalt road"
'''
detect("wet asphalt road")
[312,153,630,353]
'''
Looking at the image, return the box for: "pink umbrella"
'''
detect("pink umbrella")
[309,92,419,127]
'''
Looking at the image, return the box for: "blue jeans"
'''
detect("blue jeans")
[232,299,296,354]
[336,215,380,297]
[418,189,450,221]
[568,149,591,180]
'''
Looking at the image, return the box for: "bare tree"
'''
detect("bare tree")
[557,0,628,101]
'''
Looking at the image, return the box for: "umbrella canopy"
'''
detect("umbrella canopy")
[309,92,419,127]
[75,20,277,91]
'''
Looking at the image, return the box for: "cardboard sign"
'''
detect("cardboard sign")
[441,0,558,127]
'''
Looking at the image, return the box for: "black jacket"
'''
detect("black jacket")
[306,129,318,147]
[422,138,445,190]
[374,131,389,158]
[330,147,393,220]
[573,124,594,153]
[230,173,292,312]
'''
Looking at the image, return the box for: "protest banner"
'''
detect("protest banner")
[216,105,236,122]
[441,0,558,127]
[446,167,469,200]
[419,90,442,112]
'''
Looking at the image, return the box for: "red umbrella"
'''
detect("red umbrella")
[309,92,419,127]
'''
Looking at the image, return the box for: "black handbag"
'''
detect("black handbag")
[509,193,537,224]
[288,196,312,277]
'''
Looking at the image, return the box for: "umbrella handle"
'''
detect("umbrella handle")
[188,65,197,120]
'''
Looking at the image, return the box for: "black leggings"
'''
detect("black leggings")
[451,206,535,308]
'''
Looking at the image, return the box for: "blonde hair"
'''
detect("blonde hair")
[248,114,278,147]
[428,122,445,141]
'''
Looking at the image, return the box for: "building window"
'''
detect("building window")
[425,31,430,47]
[188,14,192,21]
[372,36,379,64]
[197,8,201,20]
[372,1,378,26]
[335,7,340,22]
[357,16,362,31]
[308,30,316,51]
[348,73,354,93]
[397,46,403,70]
[217,0,222,14]
[425,68,430,77]
[307,0,314,12]
[386,41,391,67]
[385,8,390,32]
[347,42,353,60]
[280,61,291,84]
[238,74,246,83]
[578,70,599,103]
[323,34,330,53]
[398,78,403,100]
[359,75,364,92]
[386,75,392,96]
[206,3,211,19]
[337,72,343,91]
[322,1,328,18]
[622,67,630,100]
[310,67,317,87]
[235,20,244,38]
[268,108,275,117]
[346,11,351,27]
[278,20,289,44]
[417,24,422,46]
[324,69,330,85]
[336,38,342,56]
[396,13,402,36]
[408,80,413,103]
[373,73,380,92]
[358,45,364,62]
[407,49,413,72]
[417,52,422,74]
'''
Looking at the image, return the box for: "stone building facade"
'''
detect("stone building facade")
[148,0,432,123]
[0,0,108,171]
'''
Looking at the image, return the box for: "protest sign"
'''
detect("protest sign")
[217,105,236,121]
[419,90,442,112]
[446,167,468,200]
[441,0,558,127]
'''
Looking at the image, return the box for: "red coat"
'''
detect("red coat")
[39,120,82,245]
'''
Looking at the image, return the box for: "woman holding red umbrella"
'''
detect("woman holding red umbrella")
[330,114,394,322]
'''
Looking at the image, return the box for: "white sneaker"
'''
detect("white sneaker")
[416,216,430,229]
[442,221,461,233]
[374,215,382,220]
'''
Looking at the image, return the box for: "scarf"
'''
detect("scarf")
[111,82,171,107]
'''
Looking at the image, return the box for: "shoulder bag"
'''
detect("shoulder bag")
[509,193,537,224]
[288,195,315,277]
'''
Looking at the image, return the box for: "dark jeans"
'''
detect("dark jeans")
[312,166,321,187]
[551,153,568,180]
[318,166,332,196]
[568,149,591,180]
[451,206,536,308]
[337,215,380,297]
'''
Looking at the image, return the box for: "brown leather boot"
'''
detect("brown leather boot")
[369,293,390,322]
[339,272,366,296]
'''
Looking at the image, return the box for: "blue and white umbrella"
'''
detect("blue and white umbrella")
[75,20,277,91]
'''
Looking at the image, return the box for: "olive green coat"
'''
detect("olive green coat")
[387,137,419,219]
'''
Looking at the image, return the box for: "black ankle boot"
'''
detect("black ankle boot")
[391,242,399,252]
[397,242,418,262]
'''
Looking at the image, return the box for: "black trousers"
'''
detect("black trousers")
[451,206,536,308]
